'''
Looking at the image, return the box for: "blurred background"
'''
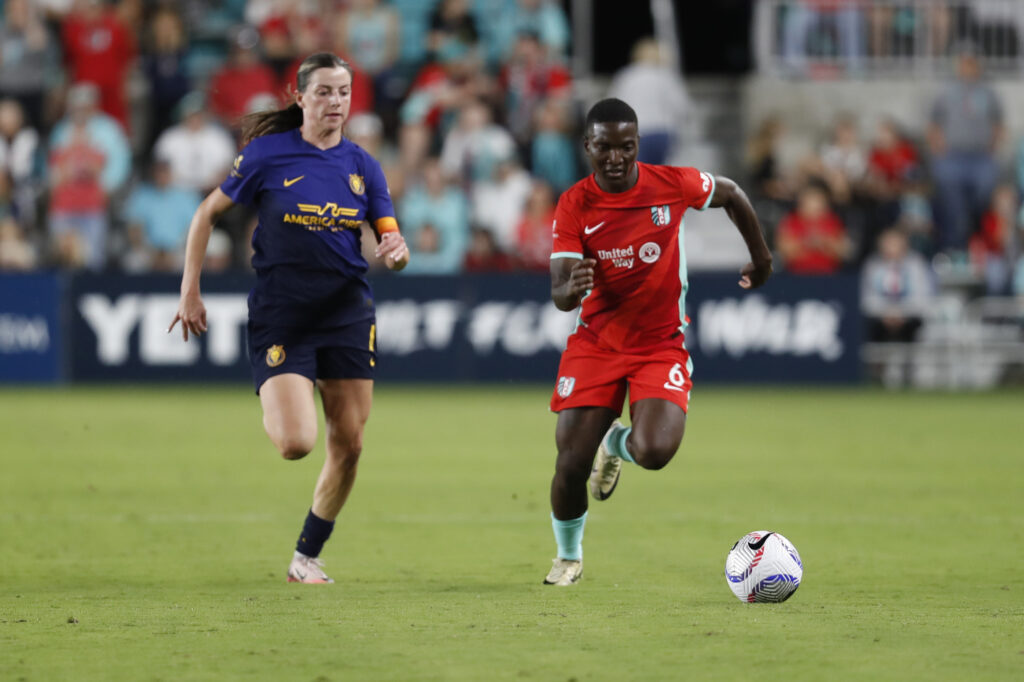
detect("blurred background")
[1,0,1023,389]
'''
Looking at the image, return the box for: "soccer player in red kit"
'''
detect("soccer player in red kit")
[543,99,773,585]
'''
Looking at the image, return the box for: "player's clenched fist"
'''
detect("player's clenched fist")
[739,259,773,290]
[568,258,597,296]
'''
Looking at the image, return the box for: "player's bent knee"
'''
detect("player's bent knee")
[630,434,680,471]
[275,433,317,460]
[639,450,676,470]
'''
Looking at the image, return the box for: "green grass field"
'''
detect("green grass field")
[1,385,1022,681]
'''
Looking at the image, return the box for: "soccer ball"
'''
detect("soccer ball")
[724,530,802,603]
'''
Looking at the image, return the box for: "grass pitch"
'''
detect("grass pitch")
[1,384,1022,681]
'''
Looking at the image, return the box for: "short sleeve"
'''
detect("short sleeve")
[551,194,583,260]
[675,167,716,211]
[363,154,398,234]
[219,143,263,206]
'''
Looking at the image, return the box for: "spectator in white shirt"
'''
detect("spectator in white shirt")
[152,91,237,194]
[607,38,689,165]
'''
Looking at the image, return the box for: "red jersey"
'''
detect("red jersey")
[776,210,846,274]
[49,143,106,213]
[208,63,280,125]
[551,163,715,353]
[62,12,135,126]
[868,141,918,185]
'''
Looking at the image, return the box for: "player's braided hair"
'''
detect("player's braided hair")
[239,52,352,145]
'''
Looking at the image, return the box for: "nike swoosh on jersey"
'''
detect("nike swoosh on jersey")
[583,221,606,234]
[283,175,305,187]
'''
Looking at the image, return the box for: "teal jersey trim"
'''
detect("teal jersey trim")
[573,289,592,335]
[677,216,689,339]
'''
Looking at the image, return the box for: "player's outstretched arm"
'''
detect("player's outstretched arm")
[550,257,596,311]
[709,175,773,290]
[169,187,236,340]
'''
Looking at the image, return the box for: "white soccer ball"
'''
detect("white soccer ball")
[724,530,803,603]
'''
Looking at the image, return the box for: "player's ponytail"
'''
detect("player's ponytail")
[239,52,352,145]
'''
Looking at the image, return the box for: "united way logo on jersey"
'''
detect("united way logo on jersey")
[557,376,575,398]
[650,205,671,227]
[349,174,366,195]
[266,344,286,367]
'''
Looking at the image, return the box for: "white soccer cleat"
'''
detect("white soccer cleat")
[543,558,583,586]
[287,552,334,584]
[589,420,624,501]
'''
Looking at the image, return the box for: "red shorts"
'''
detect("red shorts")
[550,337,693,415]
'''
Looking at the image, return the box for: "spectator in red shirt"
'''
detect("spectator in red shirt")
[499,30,570,146]
[777,182,851,274]
[854,117,923,262]
[48,123,108,270]
[971,183,1016,294]
[513,179,556,271]
[865,117,919,199]
[207,25,280,130]
[61,0,136,130]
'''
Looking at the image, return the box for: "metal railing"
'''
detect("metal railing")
[754,0,1024,78]
[862,295,1024,388]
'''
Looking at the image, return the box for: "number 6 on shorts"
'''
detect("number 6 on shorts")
[666,362,686,389]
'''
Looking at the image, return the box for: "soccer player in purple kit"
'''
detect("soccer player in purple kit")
[170,53,409,583]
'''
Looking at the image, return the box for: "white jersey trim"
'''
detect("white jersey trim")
[698,172,716,211]
[551,251,584,260]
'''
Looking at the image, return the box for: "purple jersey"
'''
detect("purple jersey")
[221,129,397,329]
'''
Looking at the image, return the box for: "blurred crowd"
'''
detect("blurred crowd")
[1,0,1022,348]
[0,0,589,275]
[748,46,1024,343]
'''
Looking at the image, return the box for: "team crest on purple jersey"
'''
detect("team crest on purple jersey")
[650,204,671,227]
[266,344,286,367]
[349,174,365,195]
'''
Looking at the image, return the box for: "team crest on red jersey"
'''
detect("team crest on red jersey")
[650,205,672,227]
[557,376,575,398]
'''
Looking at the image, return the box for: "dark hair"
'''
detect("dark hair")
[584,98,638,132]
[801,178,832,202]
[239,52,352,144]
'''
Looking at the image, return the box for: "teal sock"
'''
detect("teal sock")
[605,423,636,463]
[551,511,587,561]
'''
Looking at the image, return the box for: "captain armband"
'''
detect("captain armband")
[375,217,399,234]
